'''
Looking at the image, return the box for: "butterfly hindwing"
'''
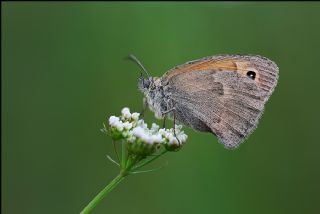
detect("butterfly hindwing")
[162,55,278,148]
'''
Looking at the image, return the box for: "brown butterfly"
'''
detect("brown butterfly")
[128,54,279,149]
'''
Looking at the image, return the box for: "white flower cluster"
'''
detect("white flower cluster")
[159,125,188,147]
[108,107,188,153]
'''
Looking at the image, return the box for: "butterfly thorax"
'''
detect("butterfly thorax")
[138,77,172,119]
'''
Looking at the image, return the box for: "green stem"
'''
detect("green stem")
[133,150,167,170]
[80,145,167,213]
[121,141,126,168]
[80,174,125,214]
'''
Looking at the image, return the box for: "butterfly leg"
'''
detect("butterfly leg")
[140,98,148,119]
[163,99,172,128]
[162,115,166,128]
[161,105,182,145]
[173,110,181,146]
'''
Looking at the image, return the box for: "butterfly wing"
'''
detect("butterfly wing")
[163,55,279,148]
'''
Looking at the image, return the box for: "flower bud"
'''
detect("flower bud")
[121,107,131,120]
[131,112,140,121]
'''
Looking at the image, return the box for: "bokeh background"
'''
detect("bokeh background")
[2,2,320,214]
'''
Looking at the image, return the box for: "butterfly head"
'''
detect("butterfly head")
[138,76,154,93]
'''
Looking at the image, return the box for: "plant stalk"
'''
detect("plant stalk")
[80,174,125,214]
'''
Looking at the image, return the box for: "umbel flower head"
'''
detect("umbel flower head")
[105,107,188,157]
[81,107,188,214]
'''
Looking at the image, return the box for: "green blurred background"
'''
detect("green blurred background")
[2,2,320,214]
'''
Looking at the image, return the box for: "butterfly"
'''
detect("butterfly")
[128,54,279,149]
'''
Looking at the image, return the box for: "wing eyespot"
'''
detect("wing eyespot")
[246,71,256,80]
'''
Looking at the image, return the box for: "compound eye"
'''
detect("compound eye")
[246,71,256,80]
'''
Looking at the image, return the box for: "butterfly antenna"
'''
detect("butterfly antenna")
[126,54,150,78]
